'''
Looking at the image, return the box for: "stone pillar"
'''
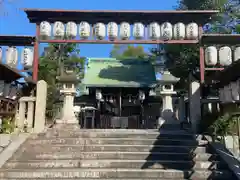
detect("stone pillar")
[63,93,77,123]
[18,101,26,131]
[26,101,34,132]
[34,80,47,133]
[179,96,185,122]
[56,84,78,124]
[161,94,174,120]
[158,84,177,127]
[189,80,201,133]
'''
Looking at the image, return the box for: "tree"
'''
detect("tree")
[38,43,85,112]
[110,45,148,59]
[203,0,240,33]
[153,0,240,90]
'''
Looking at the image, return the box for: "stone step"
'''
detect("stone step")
[56,123,181,130]
[0,168,234,179]
[0,179,208,180]
[39,130,194,140]
[9,151,219,161]
[26,138,208,146]
[4,159,227,170]
[19,144,210,154]
[45,126,190,134]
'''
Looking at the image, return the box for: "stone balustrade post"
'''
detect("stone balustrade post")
[26,100,35,132]
[18,100,26,132]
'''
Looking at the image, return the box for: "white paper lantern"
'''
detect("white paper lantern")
[66,21,77,39]
[12,47,18,67]
[148,22,160,40]
[6,47,10,64]
[139,90,145,101]
[79,21,91,39]
[219,46,232,66]
[107,22,118,40]
[21,47,33,69]
[173,22,185,40]
[39,21,51,39]
[230,82,239,101]
[234,47,240,61]
[6,47,18,68]
[205,46,218,66]
[94,23,106,40]
[96,89,102,100]
[53,21,65,39]
[160,22,173,41]
[119,22,130,40]
[0,47,2,63]
[186,22,198,40]
[133,22,145,39]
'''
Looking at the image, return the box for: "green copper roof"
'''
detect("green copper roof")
[83,58,157,88]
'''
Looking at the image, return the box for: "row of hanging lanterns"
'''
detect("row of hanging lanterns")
[0,47,33,69]
[0,81,18,100]
[95,89,146,102]
[40,21,199,40]
[219,80,240,103]
[205,46,240,66]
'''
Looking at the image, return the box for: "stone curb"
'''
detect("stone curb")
[204,135,240,180]
[0,133,30,168]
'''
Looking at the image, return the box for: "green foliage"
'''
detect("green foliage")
[200,111,221,134]
[209,112,238,139]
[176,0,227,10]
[205,0,240,34]
[110,45,148,60]
[210,113,231,136]
[38,43,85,115]
[0,116,15,134]
[158,0,240,91]
[201,105,239,139]
[236,24,240,33]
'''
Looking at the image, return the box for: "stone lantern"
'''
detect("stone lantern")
[56,63,79,124]
[158,71,179,126]
[154,46,180,127]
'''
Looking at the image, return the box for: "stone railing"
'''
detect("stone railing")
[15,80,47,133]
[17,96,35,132]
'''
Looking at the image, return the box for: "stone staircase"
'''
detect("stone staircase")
[0,124,237,179]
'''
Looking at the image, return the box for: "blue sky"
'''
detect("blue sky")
[0,0,177,58]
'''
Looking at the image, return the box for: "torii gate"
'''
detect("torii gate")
[22,8,218,131]
[22,9,218,81]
